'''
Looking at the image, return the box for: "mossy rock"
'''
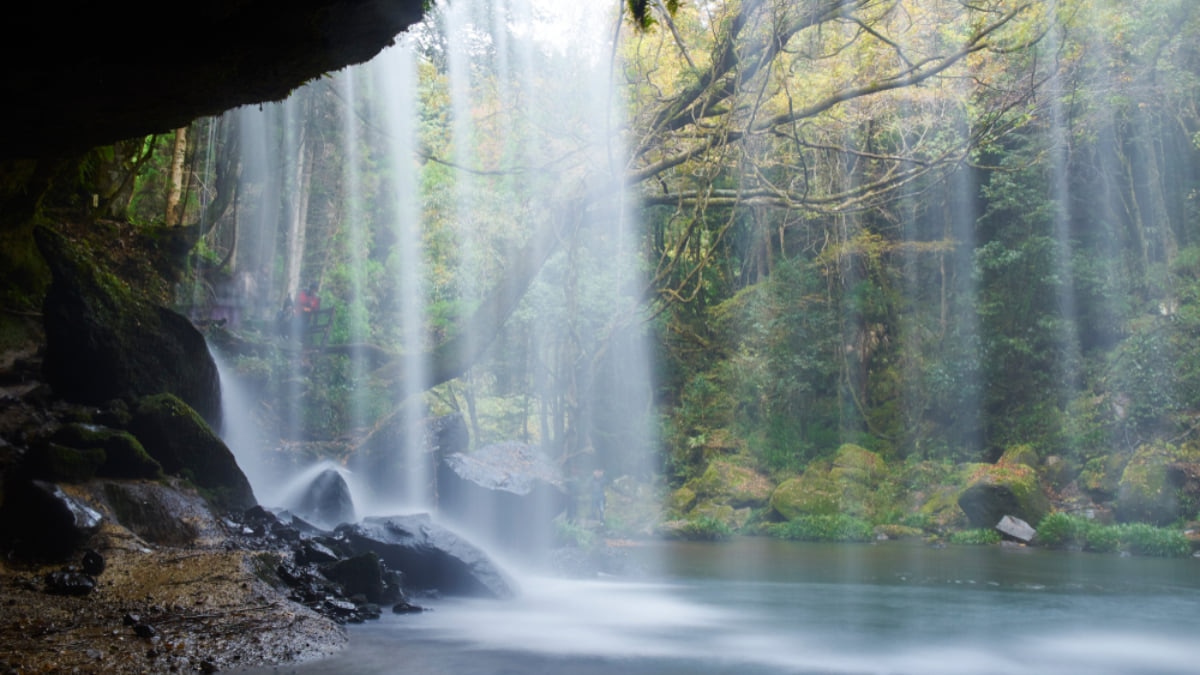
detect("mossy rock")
[830,443,887,487]
[34,226,221,428]
[1115,442,1198,525]
[26,442,106,482]
[769,470,840,520]
[668,485,697,515]
[914,485,969,532]
[957,460,1049,529]
[128,393,255,512]
[999,445,1039,469]
[687,460,774,507]
[52,423,162,479]
[691,501,752,531]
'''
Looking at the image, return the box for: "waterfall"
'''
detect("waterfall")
[205,0,651,556]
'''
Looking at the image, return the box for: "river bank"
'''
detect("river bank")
[0,506,344,674]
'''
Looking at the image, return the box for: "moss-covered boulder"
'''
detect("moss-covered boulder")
[26,443,106,482]
[957,460,1049,529]
[52,423,162,479]
[999,444,1039,469]
[667,485,697,516]
[691,501,753,531]
[769,445,891,522]
[687,460,774,508]
[128,394,254,512]
[769,469,840,520]
[1115,442,1200,525]
[34,227,221,428]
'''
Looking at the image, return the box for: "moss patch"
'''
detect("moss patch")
[1115,441,1197,525]
[128,393,254,512]
[957,460,1049,529]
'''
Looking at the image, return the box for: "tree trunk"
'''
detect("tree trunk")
[165,127,189,226]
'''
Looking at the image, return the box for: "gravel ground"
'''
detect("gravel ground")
[0,518,346,674]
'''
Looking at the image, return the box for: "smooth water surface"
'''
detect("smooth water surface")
[246,539,1200,674]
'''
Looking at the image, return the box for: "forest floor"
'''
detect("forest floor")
[0,519,345,674]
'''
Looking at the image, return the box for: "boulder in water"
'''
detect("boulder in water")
[290,468,356,529]
[336,514,516,599]
[437,441,567,551]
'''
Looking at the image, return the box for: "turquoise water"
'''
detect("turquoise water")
[245,538,1200,674]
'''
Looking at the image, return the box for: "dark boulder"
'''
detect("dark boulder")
[289,468,356,529]
[437,442,567,553]
[34,226,222,429]
[127,393,255,512]
[101,481,216,546]
[0,480,102,560]
[321,552,386,604]
[336,514,516,599]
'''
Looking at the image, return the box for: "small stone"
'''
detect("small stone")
[133,623,157,638]
[44,570,96,596]
[123,613,141,626]
[391,601,426,614]
[82,549,106,576]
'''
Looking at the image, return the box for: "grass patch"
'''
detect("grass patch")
[1035,513,1190,557]
[766,514,874,543]
[948,528,1001,545]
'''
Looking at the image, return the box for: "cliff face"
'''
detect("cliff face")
[0,0,428,160]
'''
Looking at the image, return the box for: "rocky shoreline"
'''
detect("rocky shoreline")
[0,519,346,674]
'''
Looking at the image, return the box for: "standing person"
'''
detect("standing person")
[297,283,320,324]
[590,469,606,522]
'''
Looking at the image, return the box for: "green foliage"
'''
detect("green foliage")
[1035,513,1190,557]
[766,515,875,543]
[1035,512,1090,549]
[662,516,734,541]
[1114,523,1192,558]
[948,529,1001,545]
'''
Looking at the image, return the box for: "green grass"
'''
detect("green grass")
[766,514,874,543]
[1035,513,1191,558]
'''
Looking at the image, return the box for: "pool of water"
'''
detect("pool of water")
[243,538,1200,674]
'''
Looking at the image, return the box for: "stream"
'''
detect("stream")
[240,537,1200,674]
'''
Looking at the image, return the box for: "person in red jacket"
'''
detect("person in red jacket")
[297,284,320,317]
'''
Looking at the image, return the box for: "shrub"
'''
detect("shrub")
[1084,525,1120,553]
[1035,513,1190,557]
[661,516,734,541]
[767,515,874,543]
[1115,523,1191,558]
[1036,512,1089,548]
[949,528,1001,545]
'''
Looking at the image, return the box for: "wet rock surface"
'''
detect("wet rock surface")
[289,468,357,529]
[0,525,346,674]
[337,514,517,599]
[438,441,568,552]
